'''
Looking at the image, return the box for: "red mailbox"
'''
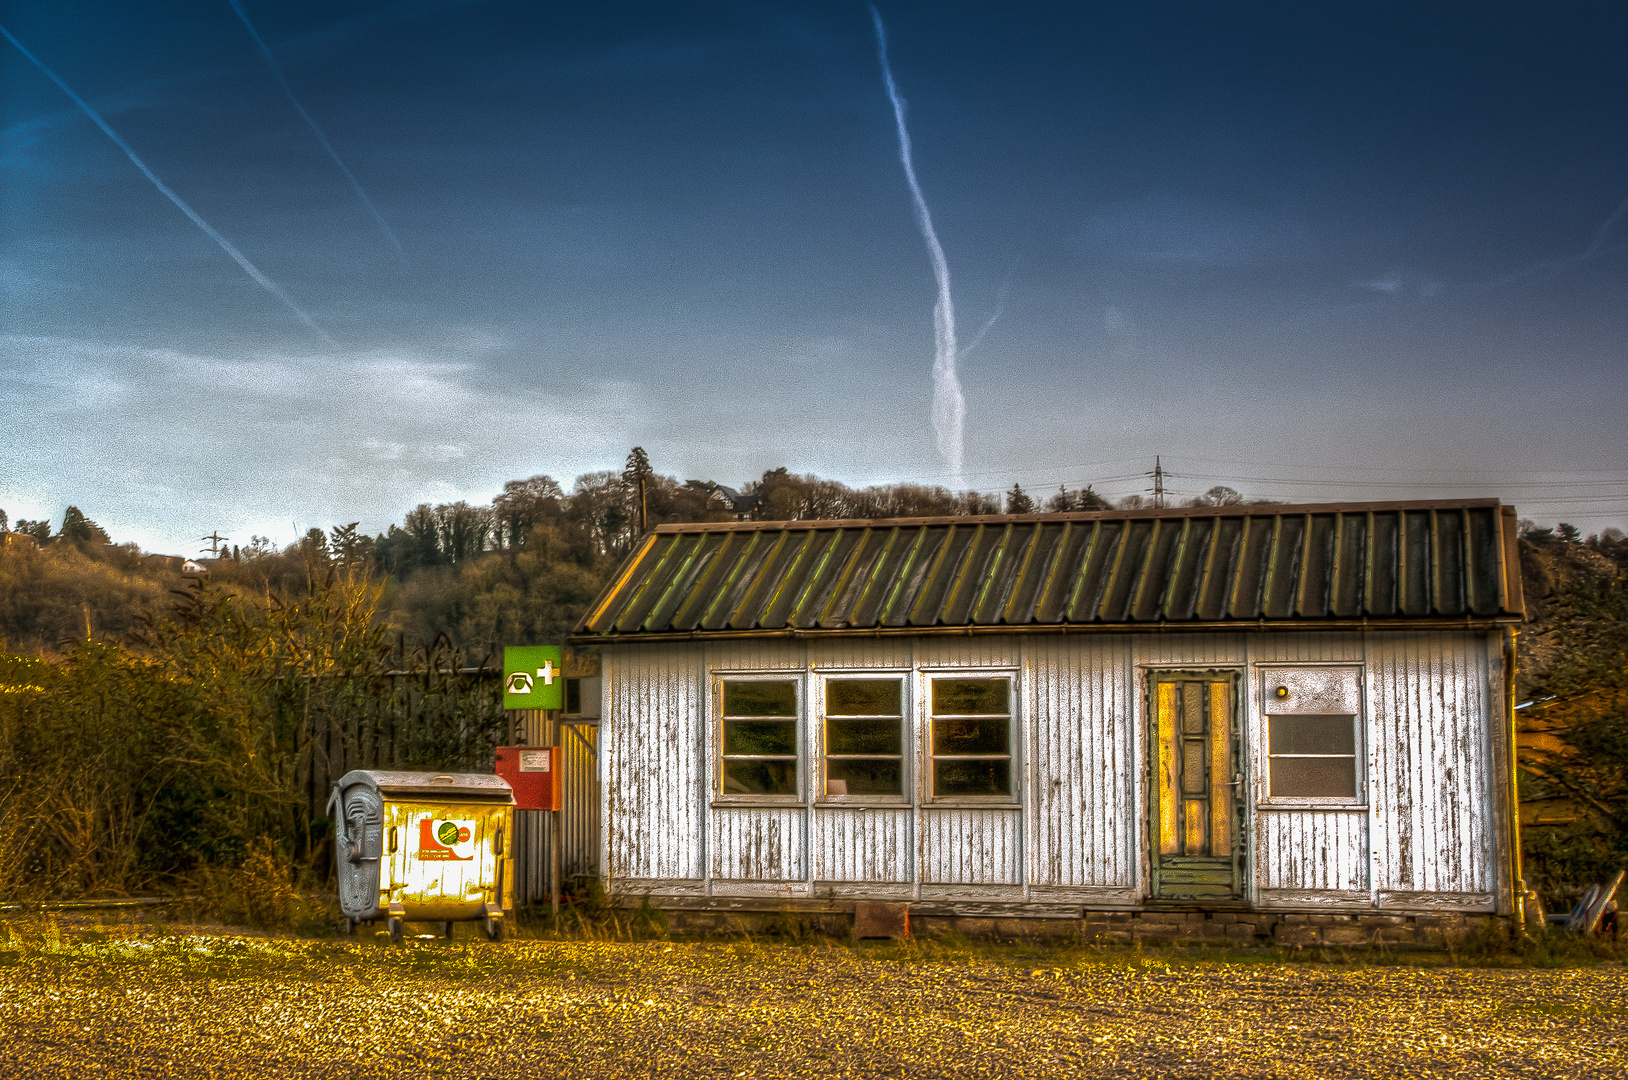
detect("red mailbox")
[494,746,562,811]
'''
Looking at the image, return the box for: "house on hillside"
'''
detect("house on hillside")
[568,500,1527,941]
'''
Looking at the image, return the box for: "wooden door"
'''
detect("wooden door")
[1149,673,1243,901]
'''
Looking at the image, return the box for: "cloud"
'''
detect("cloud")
[1082,196,1308,268]
[1355,268,1445,298]
[0,334,642,551]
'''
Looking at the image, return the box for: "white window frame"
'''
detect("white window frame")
[1254,664,1367,809]
[924,672,1017,805]
[714,674,804,805]
[819,673,910,805]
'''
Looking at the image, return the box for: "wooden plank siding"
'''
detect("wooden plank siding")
[598,630,1508,915]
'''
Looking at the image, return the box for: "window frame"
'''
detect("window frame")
[1260,712,1365,808]
[714,674,804,805]
[925,672,1017,804]
[818,674,909,805]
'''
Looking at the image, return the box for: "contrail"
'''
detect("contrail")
[1482,191,1628,289]
[1,24,332,344]
[871,5,964,484]
[228,0,403,257]
[960,267,1015,358]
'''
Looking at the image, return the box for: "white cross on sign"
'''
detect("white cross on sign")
[537,660,556,686]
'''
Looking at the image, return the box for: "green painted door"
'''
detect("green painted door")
[1149,673,1244,901]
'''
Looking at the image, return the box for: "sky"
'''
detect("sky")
[3,1,1626,555]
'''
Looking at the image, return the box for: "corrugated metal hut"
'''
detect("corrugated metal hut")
[568,499,1527,934]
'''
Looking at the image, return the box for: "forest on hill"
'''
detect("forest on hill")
[1,450,1624,914]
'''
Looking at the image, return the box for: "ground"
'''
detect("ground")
[0,916,1623,1079]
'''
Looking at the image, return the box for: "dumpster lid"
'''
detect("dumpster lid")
[334,769,515,803]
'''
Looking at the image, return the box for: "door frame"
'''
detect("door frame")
[1144,668,1245,902]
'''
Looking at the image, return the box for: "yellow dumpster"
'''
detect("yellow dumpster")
[328,770,515,942]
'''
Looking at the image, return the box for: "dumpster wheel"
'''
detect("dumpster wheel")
[388,915,404,944]
[483,915,503,941]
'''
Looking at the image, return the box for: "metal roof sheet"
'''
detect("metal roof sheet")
[571,500,1524,642]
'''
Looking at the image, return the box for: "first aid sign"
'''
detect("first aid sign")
[502,646,564,710]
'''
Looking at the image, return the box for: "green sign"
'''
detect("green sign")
[503,646,564,710]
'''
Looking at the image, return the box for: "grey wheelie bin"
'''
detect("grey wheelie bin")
[328,770,515,942]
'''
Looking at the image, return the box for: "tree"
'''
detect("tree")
[1005,484,1034,514]
[56,507,110,546]
[623,448,654,536]
[14,520,50,544]
[1558,523,1582,544]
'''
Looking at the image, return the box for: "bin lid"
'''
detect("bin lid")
[334,769,515,803]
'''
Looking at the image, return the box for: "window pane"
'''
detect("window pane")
[1269,715,1355,755]
[827,679,901,716]
[827,758,903,796]
[934,758,1011,797]
[723,719,797,756]
[827,717,902,756]
[932,717,1009,756]
[565,678,582,714]
[722,759,797,796]
[723,680,796,717]
[1269,757,1356,798]
[932,678,1009,715]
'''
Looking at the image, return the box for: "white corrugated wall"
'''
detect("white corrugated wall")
[598,630,1506,912]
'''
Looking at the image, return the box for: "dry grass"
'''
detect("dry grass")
[0,915,1624,1078]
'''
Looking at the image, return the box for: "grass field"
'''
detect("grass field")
[1,915,1624,1079]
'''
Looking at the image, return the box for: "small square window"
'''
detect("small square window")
[720,680,799,797]
[823,678,904,798]
[929,676,1012,798]
[1266,714,1358,800]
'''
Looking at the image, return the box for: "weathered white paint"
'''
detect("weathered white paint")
[598,630,1508,915]
[1025,635,1136,889]
[603,644,705,883]
[920,808,1021,884]
[809,638,914,670]
[1366,632,1497,902]
[1256,809,1368,892]
[913,638,1018,668]
[814,807,911,881]
[1135,633,1244,666]
[711,806,806,880]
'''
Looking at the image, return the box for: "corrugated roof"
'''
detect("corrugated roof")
[570,500,1524,642]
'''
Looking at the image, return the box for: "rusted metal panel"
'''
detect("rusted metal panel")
[1366,632,1497,898]
[813,807,912,881]
[603,644,705,883]
[921,809,1021,884]
[573,500,1520,644]
[711,807,806,880]
[1025,636,1136,889]
[1256,810,1369,892]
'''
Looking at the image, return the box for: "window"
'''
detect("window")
[929,677,1012,798]
[1266,715,1358,799]
[720,680,799,797]
[823,678,904,798]
[565,677,582,715]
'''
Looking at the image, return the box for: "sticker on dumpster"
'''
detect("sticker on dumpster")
[519,750,551,772]
[417,818,474,861]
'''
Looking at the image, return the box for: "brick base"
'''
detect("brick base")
[656,905,1509,948]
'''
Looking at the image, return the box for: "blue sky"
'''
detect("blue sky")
[3,1,1625,554]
